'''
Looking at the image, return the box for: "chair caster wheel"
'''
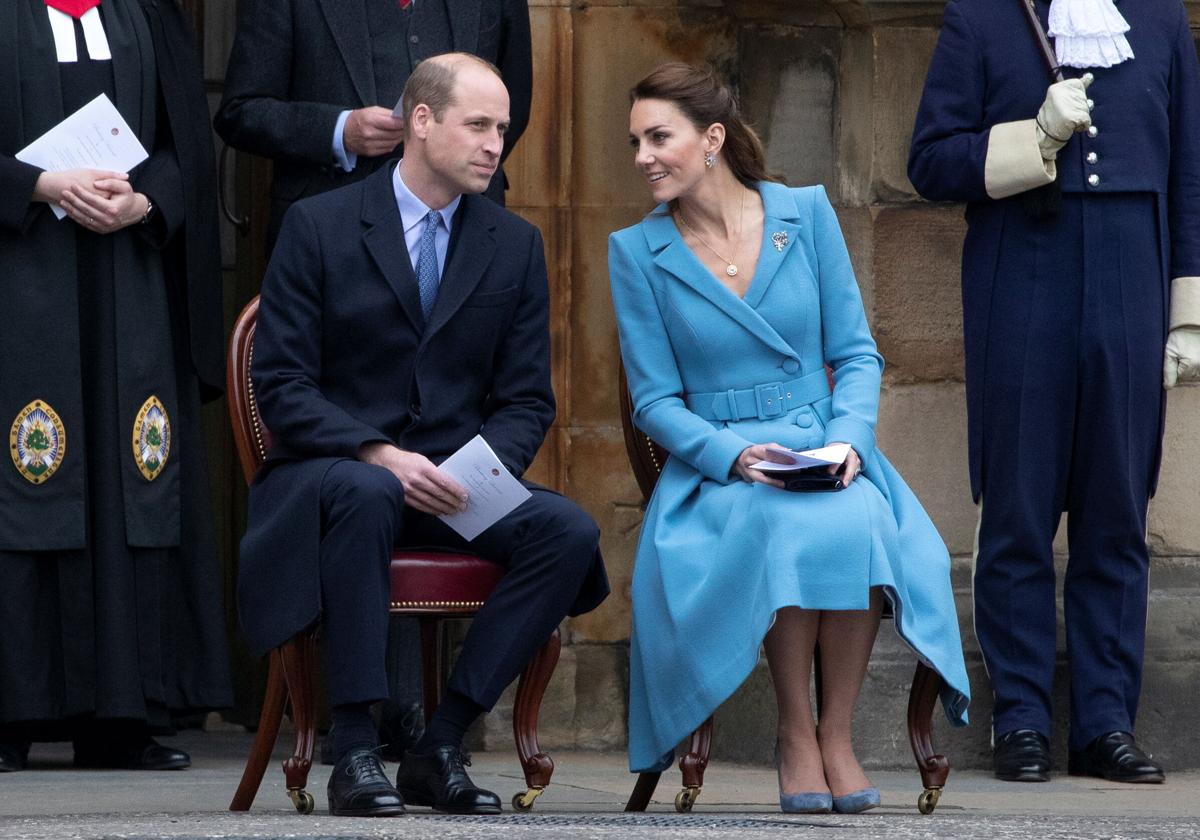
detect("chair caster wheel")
[288,789,315,814]
[917,787,941,815]
[512,787,544,812]
[674,786,700,813]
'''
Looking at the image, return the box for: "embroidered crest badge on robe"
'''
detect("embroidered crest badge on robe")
[132,396,171,480]
[10,400,66,484]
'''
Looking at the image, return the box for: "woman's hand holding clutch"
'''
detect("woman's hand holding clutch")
[831,444,862,485]
[733,443,789,488]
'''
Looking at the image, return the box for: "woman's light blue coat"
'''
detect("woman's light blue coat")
[609,182,970,772]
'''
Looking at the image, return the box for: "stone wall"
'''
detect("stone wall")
[488,0,1200,770]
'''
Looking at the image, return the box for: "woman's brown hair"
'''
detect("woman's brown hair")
[630,62,778,187]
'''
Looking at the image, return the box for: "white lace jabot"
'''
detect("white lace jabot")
[1048,0,1134,69]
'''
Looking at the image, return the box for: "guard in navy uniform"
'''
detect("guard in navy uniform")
[909,0,1200,783]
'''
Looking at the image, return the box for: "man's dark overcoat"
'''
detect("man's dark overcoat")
[238,162,608,656]
[214,0,532,247]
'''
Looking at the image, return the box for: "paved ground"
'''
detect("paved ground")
[1,731,1196,839]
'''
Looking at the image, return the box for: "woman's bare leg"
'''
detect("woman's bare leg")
[764,606,826,794]
[816,588,883,796]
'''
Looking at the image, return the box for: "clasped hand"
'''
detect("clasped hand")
[359,442,468,516]
[35,168,147,233]
[733,442,862,489]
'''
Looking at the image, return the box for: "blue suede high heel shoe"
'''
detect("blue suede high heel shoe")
[775,742,832,814]
[831,787,881,814]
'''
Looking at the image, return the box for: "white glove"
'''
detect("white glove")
[1165,277,1200,389]
[1035,73,1093,160]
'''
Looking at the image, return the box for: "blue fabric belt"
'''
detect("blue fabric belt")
[685,370,831,422]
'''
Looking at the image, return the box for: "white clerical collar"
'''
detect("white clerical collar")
[1048,0,1134,69]
[47,6,112,63]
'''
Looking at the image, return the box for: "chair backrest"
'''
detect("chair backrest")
[618,362,669,504]
[227,295,273,486]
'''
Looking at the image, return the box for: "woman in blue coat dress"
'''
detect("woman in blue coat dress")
[609,64,970,814]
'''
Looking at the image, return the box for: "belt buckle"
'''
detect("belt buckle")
[754,382,784,419]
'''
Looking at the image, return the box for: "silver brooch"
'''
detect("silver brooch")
[772,231,789,251]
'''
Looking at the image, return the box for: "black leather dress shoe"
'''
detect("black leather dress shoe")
[378,701,425,762]
[993,729,1050,782]
[0,740,29,773]
[327,749,406,817]
[396,745,502,814]
[74,737,190,770]
[1068,731,1164,783]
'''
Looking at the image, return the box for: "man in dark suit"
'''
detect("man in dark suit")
[908,0,1200,784]
[216,0,532,760]
[239,54,607,817]
[214,0,531,251]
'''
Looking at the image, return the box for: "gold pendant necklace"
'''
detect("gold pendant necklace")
[678,189,745,278]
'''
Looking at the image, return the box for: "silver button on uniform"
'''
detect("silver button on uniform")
[1086,152,1098,165]
[1087,125,1099,138]
[1088,173,1101,187]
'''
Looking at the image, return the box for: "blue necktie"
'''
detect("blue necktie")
[415,209,441,320]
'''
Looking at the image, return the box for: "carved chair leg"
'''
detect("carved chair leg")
[230,650,289,811]
[418,617,442,723]
[279,632,319,814]
[673,716,713,812]
[907,661,950,814]
[510,627,561,812]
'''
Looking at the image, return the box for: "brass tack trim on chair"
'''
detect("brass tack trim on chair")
[391,600,487,609]
[644,434,662,471]
[247,344,267,463]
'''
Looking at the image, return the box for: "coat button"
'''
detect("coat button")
[410,34,420,44]
[1086,152,1098,165]
[1087,125,1099,138]
[1088,173,1101,187]
[795,411,814,428]
[806,437,822,450]
[781,357,800,375]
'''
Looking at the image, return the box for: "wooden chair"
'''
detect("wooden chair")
[617,364,950,815]
[226,295,559,814]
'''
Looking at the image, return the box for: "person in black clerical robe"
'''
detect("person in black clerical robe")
[0,0,230,772]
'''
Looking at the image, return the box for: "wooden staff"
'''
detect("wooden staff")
[1020,0,1065,82]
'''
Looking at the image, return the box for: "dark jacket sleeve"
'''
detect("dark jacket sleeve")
[497,0,532,165]
[252,204,392,459]
[0,155,43,232]
[479,224,555,476]
[1168,2,1200,280]
[130,86,185,249]
[907,0,993,203]
[213,0,345,166]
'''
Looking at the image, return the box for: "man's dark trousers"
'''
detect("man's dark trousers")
[972,195,1162,751]
[318,459,600,708]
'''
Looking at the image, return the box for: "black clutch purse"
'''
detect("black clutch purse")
[781,467,844,493]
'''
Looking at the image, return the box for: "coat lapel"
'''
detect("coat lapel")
[742,182,803,309]
[643,195,797,359]
[317,0,375,106]
[448,0,482,53]
[361,165,424,332]
[424,195,496,338]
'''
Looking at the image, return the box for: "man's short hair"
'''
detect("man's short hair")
[401,53,504,125]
